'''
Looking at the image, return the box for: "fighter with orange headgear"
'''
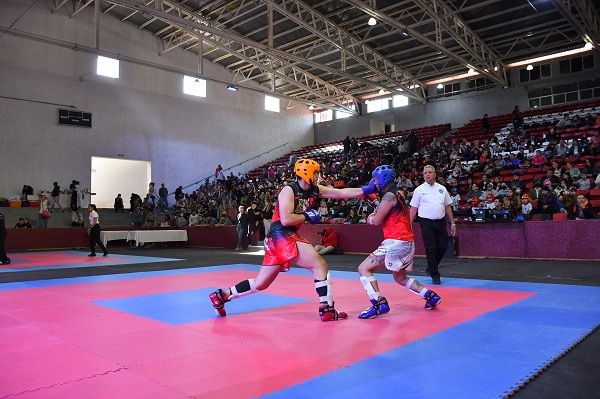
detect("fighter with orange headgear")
[210,158,377,321]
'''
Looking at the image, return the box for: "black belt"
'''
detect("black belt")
[419,217,445,222]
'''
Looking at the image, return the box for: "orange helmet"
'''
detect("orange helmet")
[521,194,530,204]
[294,159,320,184]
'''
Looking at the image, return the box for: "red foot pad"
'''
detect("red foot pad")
[209,289,227,317]
[319,304,348,321]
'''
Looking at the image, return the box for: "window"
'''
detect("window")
[527,78,600,108]
[183,76,206,97]
[336,111,351,119]
[392,95,409,108]
[365,97,390,113]
[97,56,119,79]
[559,55,595,75]
[436,82,461,96]
[467,77,494,91]
[519,64,551,83]
[315,109,332,123]
[265,95,280,112]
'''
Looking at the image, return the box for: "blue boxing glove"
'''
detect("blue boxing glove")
[361,178,377,196]
[303,209,321,224]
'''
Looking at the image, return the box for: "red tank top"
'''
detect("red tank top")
[271,181,319,230]
[381,186,414,242]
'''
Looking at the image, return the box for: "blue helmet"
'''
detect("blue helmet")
[372,165,395,189]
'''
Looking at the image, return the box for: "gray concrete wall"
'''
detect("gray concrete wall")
[0,0,313,199]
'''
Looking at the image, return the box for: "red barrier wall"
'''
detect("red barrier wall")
[5,222,600,260]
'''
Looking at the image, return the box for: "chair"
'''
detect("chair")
[589,188,600,200]
[552,213,568,221]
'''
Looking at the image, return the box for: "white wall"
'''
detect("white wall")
[0,0,313,201]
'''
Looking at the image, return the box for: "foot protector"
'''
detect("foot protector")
[209,289,229,317]
[424,290,441,310]
[319,303,348,321]
[358,297,390,319]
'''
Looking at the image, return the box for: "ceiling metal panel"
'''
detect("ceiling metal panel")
[49,0,599,112]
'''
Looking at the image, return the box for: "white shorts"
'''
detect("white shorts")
[370,239,415,272]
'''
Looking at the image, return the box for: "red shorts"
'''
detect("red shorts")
[262,230,309,271]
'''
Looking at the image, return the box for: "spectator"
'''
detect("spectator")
[521,194,532,220]
[482,113,490,134]
[262,199,274,235]
[215,212,232,226]
[581,159,599,177]
[449,187,461,211]
[512,106,523,130]
[15,218,32,228]
[541,169,560,190]
[565,162,581,180]
[114,194,124,213]
[346,208,360,224]
[50,182,65,213]
[235,205,249,251]
[38,194,50,228]
[22,184,34,200]
[575,173,591,191]
[189,210,200,226]
[502,189,521,215]
[131,207,143,227]
[314,227,339,255]
[71,210,84,227]
[129,193,142,213]
[531,150,547,168]
[161,214,173,227]
[465,183,483,205]
[158,183,169,212]
[246,202,263,243]
[176,212,188,227]
[145,211,157,229]
[531,186,558,217]
[554,139,569,158]
[358,210,369,223]
[567,194,595,220]
[508,174,525,191]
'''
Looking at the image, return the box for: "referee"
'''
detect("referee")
[409,165,456,284]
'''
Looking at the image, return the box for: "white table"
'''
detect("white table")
[126,230,188,247]
[100,231,130,247]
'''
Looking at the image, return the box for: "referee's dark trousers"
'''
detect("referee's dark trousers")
[419,217,449,280]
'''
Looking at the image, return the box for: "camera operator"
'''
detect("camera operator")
[314,227,339,255]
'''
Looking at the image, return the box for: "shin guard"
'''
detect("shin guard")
[315,272,333,306]
[229,279,257,300]
[360,275,380,301]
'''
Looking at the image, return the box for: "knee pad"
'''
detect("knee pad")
[229,279,257,299]
[315,272,333,306]
[360,275,380,301]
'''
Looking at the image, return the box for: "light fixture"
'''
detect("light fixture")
[378,89,385,94]
[308,105,315,110]
[368,17,376,26]
[400,29,410,38]
[526,64,533,71]
[584,42,593,49]
[468,68,475,74]
[437,83,444,89]
[226,84,238,91]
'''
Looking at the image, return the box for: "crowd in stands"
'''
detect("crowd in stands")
[122,104,600,234]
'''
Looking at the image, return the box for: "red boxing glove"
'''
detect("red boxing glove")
[367,212,377,225]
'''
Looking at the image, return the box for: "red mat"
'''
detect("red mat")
[0,270,532,398]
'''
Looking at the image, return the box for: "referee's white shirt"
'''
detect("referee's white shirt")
[410,182,452,220]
